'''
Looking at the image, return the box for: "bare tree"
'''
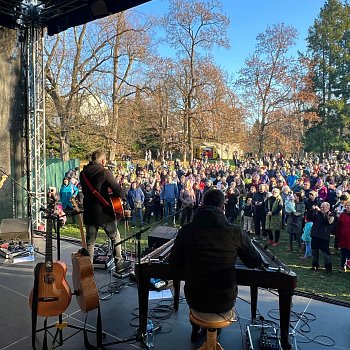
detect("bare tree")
[44,8,155,162]
[45,24,112,160]
[162,0,230,162]
[96,11,155,161]
[237,23,316,156]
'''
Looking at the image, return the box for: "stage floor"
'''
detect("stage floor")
[0,234,349,350]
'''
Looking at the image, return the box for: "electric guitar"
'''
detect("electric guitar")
[71,198,99,312]
[29,205,72,317]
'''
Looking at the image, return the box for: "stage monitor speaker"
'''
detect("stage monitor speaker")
[0,218,32,242]
[148,225,177,249]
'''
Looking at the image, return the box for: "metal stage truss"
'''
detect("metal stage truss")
[23,23,46,228]
[0,0,151,228]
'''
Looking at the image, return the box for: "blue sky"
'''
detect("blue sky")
[135,0,327,77]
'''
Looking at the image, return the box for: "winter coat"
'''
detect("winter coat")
[143,189,154,207]
[243,203,254,217]
[265,195,283,231]
[286,202,305,235]
[169,205,262,313]
[161,182,179,201]
[80,162,121,225]
[179,188,195,208]
[336,211,350,250]
[316,186,328,202]
[59,183,78,211]
[127,187,145,210]
[252,191,267,215]
[302,222,313,242]
[309,210,334,241]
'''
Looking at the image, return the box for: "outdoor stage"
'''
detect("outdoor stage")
[0,234,349,350]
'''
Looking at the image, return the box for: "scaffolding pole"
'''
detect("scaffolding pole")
[24,23,46,229]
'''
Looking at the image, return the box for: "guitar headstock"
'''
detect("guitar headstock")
[71,197,81,213]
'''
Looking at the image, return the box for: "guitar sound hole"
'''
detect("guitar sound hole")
[44,274,55,284]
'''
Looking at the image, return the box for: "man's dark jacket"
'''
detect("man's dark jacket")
[80,161,122,225]
[169,206,262,313]
[309,209,334,241]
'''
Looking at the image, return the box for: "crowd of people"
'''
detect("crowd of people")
[56,151,350,273]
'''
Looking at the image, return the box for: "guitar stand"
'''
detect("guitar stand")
[31,206,104,350]
[34,311,104,350]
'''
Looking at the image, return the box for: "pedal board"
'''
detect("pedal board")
[0,242,35,260]
[93,254,113,269]
[246,324,281,350]
[113,269,132,279]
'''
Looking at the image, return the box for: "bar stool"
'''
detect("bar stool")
[189,308,237,350]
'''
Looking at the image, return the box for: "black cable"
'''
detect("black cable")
[98,280,128,300]
[149,304,173,320]
[261,288,337,348]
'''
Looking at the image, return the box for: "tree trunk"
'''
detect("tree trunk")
[188,115,193,161]
[60,131,70,161]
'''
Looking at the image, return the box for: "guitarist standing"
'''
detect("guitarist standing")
[80,149,131,273]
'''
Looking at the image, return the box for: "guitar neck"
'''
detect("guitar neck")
[45,215,54,272]
[77,214,87,250]
[70,198,87,250]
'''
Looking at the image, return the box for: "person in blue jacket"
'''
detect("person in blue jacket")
[160,175,179,226]
[59,177,79,212]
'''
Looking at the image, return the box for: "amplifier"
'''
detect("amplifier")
[148,225,177,249]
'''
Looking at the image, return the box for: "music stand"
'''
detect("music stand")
[31,203,103,350]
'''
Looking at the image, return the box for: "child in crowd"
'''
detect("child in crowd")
[284,193,296,214]
[301,217,313,259]
[242,197,254,234]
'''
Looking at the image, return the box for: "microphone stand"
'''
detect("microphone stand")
[85,210,183,348]
[102,225,151,348]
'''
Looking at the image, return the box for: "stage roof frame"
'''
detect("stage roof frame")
[0,0,151,35]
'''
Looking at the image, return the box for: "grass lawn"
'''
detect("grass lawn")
[60,218,350,304]
[262,231,350,304]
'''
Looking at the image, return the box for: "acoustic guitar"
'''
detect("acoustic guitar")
[29,206,72,317]
[109,192,124,221]
[71,198,99,312]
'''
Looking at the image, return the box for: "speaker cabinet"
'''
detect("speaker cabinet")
[0,218,31,242]
[148,225,177,249]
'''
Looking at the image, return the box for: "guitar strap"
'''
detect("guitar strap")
[81,171,111,208]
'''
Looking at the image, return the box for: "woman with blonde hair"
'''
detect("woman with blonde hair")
[265,188,283,246]
[179,179,196,226]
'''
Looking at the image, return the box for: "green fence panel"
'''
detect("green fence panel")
[46,158,80,191]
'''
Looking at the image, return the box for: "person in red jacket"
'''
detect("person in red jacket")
[335,201,350,272]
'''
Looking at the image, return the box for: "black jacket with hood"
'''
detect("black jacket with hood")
[169,205,262,313]
[80,161,122,225]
